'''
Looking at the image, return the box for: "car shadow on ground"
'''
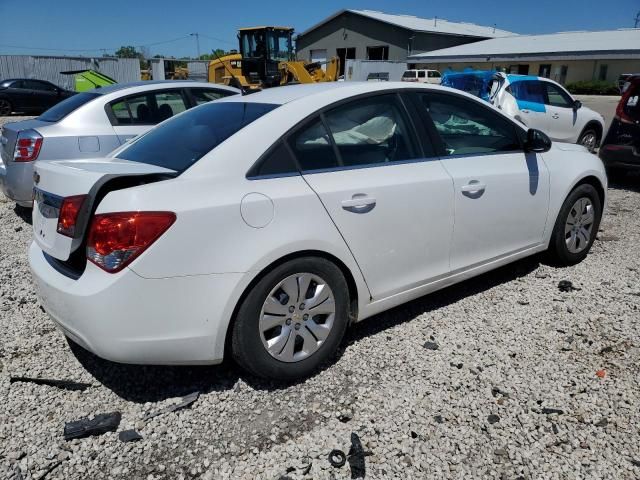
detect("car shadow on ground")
[607,171,640,194]
[13,204,32,225]
[70,256,541,403]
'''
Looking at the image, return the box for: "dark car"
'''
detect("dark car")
[0,79,75,115]
[600,75,640,176]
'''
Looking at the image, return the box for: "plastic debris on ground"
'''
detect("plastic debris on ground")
[63,412,121,441]
[118,429,143,443]
[142,391,200,422]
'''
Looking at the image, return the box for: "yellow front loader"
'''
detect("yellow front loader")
[208,27,339,90]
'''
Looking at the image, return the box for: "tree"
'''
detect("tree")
[114,46,139,59]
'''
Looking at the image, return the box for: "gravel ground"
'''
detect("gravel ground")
[1,114,639,479]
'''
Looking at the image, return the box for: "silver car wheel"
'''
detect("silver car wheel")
[579,131,597,152]
[259,272,336,363]
[565,197,595,254]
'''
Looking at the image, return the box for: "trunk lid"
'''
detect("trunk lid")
[33,158,176,261]
[1,119,52,165]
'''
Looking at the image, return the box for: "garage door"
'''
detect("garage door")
[310,49,327,71]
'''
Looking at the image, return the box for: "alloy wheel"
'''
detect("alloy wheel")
[580,132,597,152]
[565,197,595,254]
[259,272,336,363]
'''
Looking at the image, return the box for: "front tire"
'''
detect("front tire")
[578,128,599,153]
[231,257,350,381]
[0,98,12,116]
[547,184,602,266]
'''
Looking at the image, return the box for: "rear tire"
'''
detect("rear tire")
[547,184,602,266]
[231,257,350,381]
[0,99,12,116]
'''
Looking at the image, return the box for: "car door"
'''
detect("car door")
[7,81,32,111]
[542,81,579,143]
[23,80,59,111]
[293,93,455,300]
[500,79,549,133]
[417,91,550,271]
[106,89,189,144]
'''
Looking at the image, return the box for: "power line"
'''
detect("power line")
[0,34,194,54]
[199,34,237,46]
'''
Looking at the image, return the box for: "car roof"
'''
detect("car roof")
[87,80,237,95]
[214,82,450,106]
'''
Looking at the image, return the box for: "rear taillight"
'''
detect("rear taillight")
[86,212,176,273]
[616,85,639,124]
[14,129,43,162]
[57,195,88,237]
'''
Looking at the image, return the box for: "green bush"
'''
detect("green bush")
[565,80,619,95]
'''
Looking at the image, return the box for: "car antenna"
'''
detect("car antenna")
[212,50,250,96]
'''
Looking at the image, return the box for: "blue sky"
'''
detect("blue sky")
[0,0,638,58]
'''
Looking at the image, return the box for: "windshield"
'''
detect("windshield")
[115,101,279,173]
[268,31,291,62]
[38,92,100,122]
[241,31,267,58]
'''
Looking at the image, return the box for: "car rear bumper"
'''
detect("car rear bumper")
[29,241,244,365]
[0,160,35,206]
[599,144,640,169]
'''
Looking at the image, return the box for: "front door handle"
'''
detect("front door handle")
[341,194,376,213]
[521,109,530,114]
[552,113,560,119]
[461,181,486,198]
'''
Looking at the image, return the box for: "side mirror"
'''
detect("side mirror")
[525,129,552,153]
[573,99,582,111]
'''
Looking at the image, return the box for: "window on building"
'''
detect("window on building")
[554,65,568,85]
[538,64,552,78]
[598,65,608,82]
[367,46,389,61]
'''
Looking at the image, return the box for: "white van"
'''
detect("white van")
[401,69,442,84]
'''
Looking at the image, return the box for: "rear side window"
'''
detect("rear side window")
[402,71,416,78]
[507,80,545,104]
[116,101,278,173]
[248,140,298,177]
[324,95,419,167]
[38,92,99,122]
[418,71,426,78]
[420,93,521,155]
[108,90,188,125]
[190,88,233,106]
[288,117,338,172]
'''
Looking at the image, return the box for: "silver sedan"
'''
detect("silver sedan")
[0,81,239,206]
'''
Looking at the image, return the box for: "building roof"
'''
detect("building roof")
[298,9,515,39]
[408,28,640,62]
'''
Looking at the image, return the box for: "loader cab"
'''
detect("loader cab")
[239,27,293,87]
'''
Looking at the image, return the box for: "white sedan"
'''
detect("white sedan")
[29,82,606,380]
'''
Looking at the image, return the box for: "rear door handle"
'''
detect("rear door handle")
[461,182,486,198]
[521,109,530,114]
[341,194,376,213]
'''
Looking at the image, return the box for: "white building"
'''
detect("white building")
[408,29,640,85]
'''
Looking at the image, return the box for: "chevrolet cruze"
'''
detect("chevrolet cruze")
[29,82,606,380]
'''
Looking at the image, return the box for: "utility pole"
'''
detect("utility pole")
[635,11,640,28]
[190,33,201,59]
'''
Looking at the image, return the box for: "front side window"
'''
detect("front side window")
[267,31,291,62]
[116,101,278,173]
[24,80,56,91]
[155,91,187,120]
[418,71,426,78]
[543,82,573,108]
[324,95,419,167]
[421,93,521,155]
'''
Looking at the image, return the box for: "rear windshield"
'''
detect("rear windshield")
[115,101,279,173]
[38,92,101,122]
